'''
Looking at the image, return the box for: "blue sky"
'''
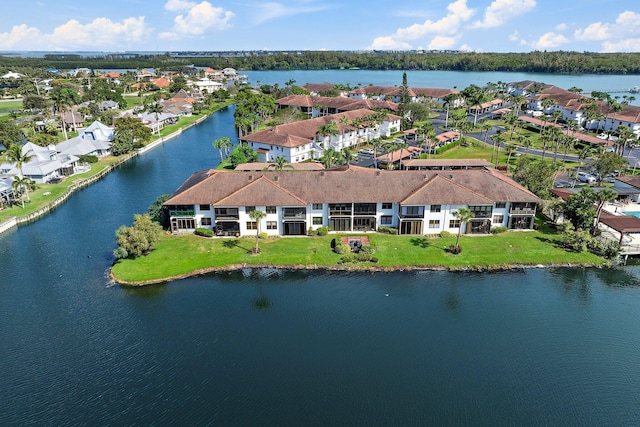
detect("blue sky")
[0,0,638,52]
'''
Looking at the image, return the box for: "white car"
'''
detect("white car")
[576,172,596,183]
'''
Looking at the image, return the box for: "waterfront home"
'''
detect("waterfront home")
[276,94,397,118]
[402,159,493,171]
[164,165,539,236]
[348,85,459,105]
[55,121,114,158]
[302,83,351,97]
[0,175,16,208]
[240,109,401,163]
[0,142,82,184]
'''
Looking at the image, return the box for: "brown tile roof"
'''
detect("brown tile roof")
[216,175,306,207]
[402,174,493,205]
[436,131,460,143]
[375,146,421,163]
[599,212,640,233]
[302,83,341,93]
[277,95,398,112]
[402,159,492,168]
[240,109,401,148]
[519,115,563,128]
[234,162,325,171]
[617,175,640,189]
[165,165,540,207]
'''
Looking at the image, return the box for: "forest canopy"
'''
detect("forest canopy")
[2,51,640,75]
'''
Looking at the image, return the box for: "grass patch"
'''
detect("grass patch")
[111,231,606,284]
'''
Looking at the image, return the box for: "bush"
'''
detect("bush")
[491,226,507,234]
[308,226,317,236]
[317,226,329,236]
[195,227,214,237]
[337,252,379,264]
[440,231,452,238]
[333,243,351,255]
[359,245,376,255]
[378,226,398,235]
[114,214,163,259]
[78,154,99,164]
[259,232,268,239]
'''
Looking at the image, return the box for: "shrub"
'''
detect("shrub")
[259,232,268,239]
[359,245,376,255]
[114,214,163,259]
[194,227,214,237]
[440,231,452,238]
[317,226,329,236]
[491,226,507,234]
[337,253,379,264]
[79,154,99,164]
[378,226,398,235]
[308,226,317,236]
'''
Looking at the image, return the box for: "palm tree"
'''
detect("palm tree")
[146,102,164,135]
[316,120,339,150]
[453,208,473,253]
[505,143,518,171]
[3,143,34,177]
[370,138,385,169]
[592,188,617,236]
[248,209,266,254]
[320,147,338,169]
[341,148,354,165]
[269,156,293,171]
[490,133,506,167]
[212,136,229,162]
[11,175,34,208]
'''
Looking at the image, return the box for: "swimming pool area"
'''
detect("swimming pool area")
[625,211,640,218]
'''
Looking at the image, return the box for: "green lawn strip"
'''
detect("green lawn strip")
[111,231,605,284]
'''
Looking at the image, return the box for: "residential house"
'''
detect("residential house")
[240,109,401,163]
[276,94,397,118]
[0,142,82,183]
[164,165,540,236]
[55,121,114,158]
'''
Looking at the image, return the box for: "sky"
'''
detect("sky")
[0,0,639,53]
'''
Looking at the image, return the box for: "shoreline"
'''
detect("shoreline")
[0,107,225,234]
[110,261,604,287]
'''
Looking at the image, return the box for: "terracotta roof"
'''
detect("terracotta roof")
[617,175,640,189]
[216,175,306,207]
[402,159,492,168]
[375,146,421,163]
[599,212,640,234]
[234,162,325,171]
[241,109,401,148]
[436,131,460,142]
[277,94,398,112]
[165,165,540,207]
[402,174,493,205]
[519,115,563,128]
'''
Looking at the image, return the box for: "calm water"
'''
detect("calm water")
[247,69,640,105]
[2,72,640,425]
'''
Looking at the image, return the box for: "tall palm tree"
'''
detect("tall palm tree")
[316,120,339,151]
[505,143,518,171]
[146,102,164,135]
[592,188,617,236]
[370,138,385,169]
[3,143,33,177]
[269,156,293,171]
[453,208,473,253]
[248,209,266,254]
[212,136,228,162]
[11,175,34,208]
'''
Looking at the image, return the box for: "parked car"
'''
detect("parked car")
[576,171,596,183]
[359,149,374,156]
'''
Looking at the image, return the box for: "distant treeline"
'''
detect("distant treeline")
[2,51,640,74]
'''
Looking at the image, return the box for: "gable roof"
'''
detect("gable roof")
[165,166,540,207]
[216,176,306,207]
[402,174,493,205]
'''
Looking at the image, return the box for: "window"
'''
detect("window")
[245,206,256,214]
[313,216,323,225]
[201,218,212,226]
[266,206,276,214]
[199,204,210,211]
[430,205,441,212]
[246,221,257,230]
[429,219,440,228]
[382,203,392,210]
[493,215,504,224]
[380,215,392,225]
[312,203,323,210]
[449,219,461,228]
[267,221,277,230]
[495,202,506,209]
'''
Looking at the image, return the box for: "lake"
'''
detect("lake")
[2,71,640,425]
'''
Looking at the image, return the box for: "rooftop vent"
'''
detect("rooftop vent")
[274,175,279,182]
[248,175,253,181]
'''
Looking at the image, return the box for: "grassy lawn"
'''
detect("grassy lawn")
[111,229,606,284]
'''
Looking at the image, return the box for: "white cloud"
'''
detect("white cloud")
[529,32,570,49]
[0,17,151,50]
[555,23,567,31]
[574,22,609,41]
[369,0,475,50]
[602,38,640,52]
[161,1,234,39]
[471,0,536,29]
[252,2,331,25]
[509,30,519,41]
[164,0,196,11]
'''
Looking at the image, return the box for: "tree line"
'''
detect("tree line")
[3,51,640,75]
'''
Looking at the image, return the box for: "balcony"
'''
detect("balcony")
[470,211,492,219]
[214,209,239,220]
[170,210,195,217]
[283,208,306,219]
[510,207,536,215]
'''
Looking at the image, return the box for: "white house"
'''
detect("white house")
[164,165,540,236]
[240,109,401,163]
